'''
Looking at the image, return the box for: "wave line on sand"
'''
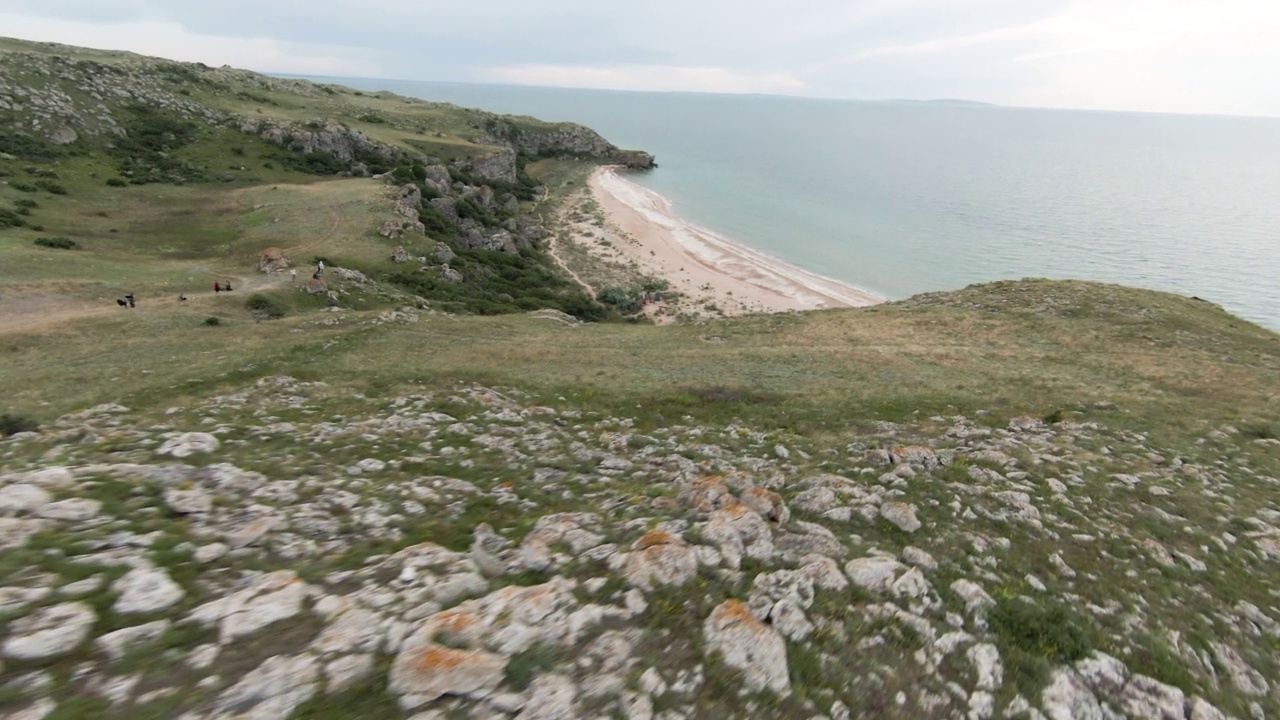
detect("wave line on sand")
[591,168,884,313]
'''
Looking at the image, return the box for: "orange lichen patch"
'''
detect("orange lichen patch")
[634,529,676,550]
[431,609,482,638]
[710,599,762,629]
[497,482,514,490]
[414,644,475,673]
[744,487,782,507]
[716,499,752,519]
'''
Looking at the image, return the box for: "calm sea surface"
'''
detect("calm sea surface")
[303,77,1280,330]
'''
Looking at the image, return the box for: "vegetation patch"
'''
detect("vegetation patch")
[989,595,1095,691]
[33,236,78,250]
[0,413,39,436]
[244,293,286,319]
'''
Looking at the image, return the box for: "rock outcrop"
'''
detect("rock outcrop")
[0,376,1272,718]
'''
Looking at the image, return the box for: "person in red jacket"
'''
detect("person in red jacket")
[214,281,221,293]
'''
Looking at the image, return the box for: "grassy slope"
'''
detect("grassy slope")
[2,39,1276,450]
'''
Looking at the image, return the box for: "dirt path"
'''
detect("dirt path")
[0,270,292,337]
[545,233,597,301]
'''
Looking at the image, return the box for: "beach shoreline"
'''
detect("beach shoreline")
[580,166,884,322]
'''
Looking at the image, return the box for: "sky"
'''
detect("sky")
[1,0,1278,116]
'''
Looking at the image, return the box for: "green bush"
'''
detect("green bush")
[33,237,78,250]
[244,293,285,319]
[989,597,1093,665]
[34,180,67,195]
[599,285,642,315]
[14,198,38,209]
[0,133,60,162]
[0,413,39,436]
[10,181,37,193]
[203,316,222,326]
[105,177,128,187]
[0,208,26,228]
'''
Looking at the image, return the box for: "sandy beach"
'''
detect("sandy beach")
[580,167,884,321]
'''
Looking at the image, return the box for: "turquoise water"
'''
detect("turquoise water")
[305,77,1280,330]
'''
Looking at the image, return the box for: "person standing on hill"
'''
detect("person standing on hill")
[214,281,221,293]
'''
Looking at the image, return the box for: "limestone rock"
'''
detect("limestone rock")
[880,502,921,533]
[0,484,51,515]
[769,598,814,641]
[967,643,1003,691]
[312,607,384,656]
[213,653,319,720]
[112,566,185,615]
[35,498,101,522]
[389,643,506,709]
[163,485,212,515]
[0,518,49,550]
[2,602,96,660]
[1119,674,1188,720]
[845,557,906,592]
[950,579,995,615]
[1041,668,1104,720]
[190,570,308,643]
[155,432,220,458]
[95,620,171,661]
[621,530,699,590]
[697,502,775,570]
[519,674,577,720]
[324,654,375,694]
[702,600,790,696]
[1211,642,1269,696]
[740,487,789,525]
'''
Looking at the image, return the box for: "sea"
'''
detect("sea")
[302,77,1280,331]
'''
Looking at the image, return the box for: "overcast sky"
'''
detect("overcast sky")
[2,0,1278,116]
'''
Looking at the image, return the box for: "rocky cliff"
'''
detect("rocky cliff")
[0,38,652,179]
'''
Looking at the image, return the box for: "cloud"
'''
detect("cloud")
[0,12,380,76]
[0,0,1278,115]
[483,64,806,95]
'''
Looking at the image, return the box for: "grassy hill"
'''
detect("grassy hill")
[2,38,1280,720]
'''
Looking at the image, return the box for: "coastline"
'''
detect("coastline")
[583,167,884,321]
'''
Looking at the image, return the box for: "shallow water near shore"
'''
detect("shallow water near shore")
[302,76,1280,330]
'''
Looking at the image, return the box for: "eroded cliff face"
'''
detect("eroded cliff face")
[238,117,400,170]
[0,40,652,183]
[483,120,657,170]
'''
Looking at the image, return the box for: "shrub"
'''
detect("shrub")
[105,177,128,187]
[14,198,37,209]
[244,293,285,319]
[1043,408,1065,424]
[989,597,1093,664]
[0,208,26,228]
[10,181,37,193]
[0,413,39,436]
[599,285,642,315]
[34,237,78,250]
[203,316,222,326]
[34,180,68,195]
